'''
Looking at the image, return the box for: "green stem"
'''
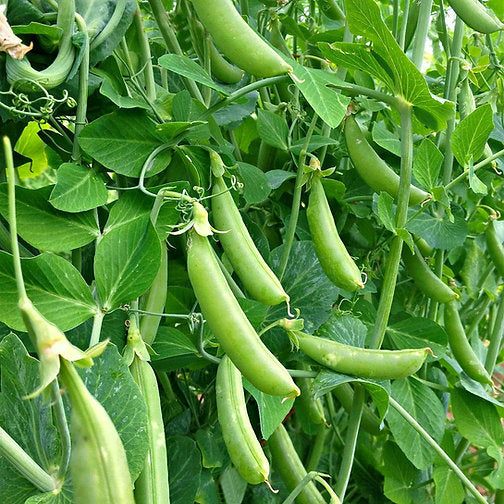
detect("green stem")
[485,295,504,374]
[389,397,487,504]
[0,426,56,492]
[72,14,89,162]
[306,426,330,472]
[279,113,319,280]
[411,0,433,69]
[90,0,126,50]
[398,0,411,51]
[89,311,105,347]
[392,0,400,39]
[51,380,71,481]
[134,8,157,103]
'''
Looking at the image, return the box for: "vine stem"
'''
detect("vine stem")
[398,0,410,51]
[485,294,504,374]
[411,0,433,69]
[72,14,89,162]
[51,379,71,481]
[0,426,56,493]
[389,397,487,504]
[89,310,105,347]
[134,8,157,103]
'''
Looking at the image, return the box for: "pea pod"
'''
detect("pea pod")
[446,0,503,34]
[402,245,458,304]
[59,359,135,504]
[307,173,364,292]
[486,221,504,278]
[293,331,431,380]
[216,355,270,485]
[212,172,289,306]
[444,301,493,385]
[317,0,345,21]
[296,364,327,428]
[344,116,429,206]
[6,0,76,91]
[191,0,292,77]
[187,230,299,398]
[130,356,170,504]
[269,423,327,504]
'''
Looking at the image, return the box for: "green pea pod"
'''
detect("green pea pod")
[6,0,76,91]
[446,0,503,34]
[444,301,493,385]
[59,360,135,504]
[269,423,327,504]
[317,0,345,21]
[191,0,292,78]
[486,221,504,277]
[344,116,429,206]
[294,331,431,380]
[187,230,299,398]
[404,0,421,50]
[130,357,170,504]
[212,175,289,306]
[208,43,244,84]
[216,355,270,485]
[296,364,327,428]
[332,384,382,435]
[307,174,364,292]
[402,246,458,304]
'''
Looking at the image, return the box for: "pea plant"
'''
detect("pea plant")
[0,0,503,502]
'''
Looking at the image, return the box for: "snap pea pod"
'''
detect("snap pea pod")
[293,331,431,380]
[269,423,327,504]
[486,221,504,278]
[296,364,327,427]
[403,245,458,304]
[307,173,364,292]
[444,301,493,385]
[60,359,135,504]
[6,0,76,91]
[191,0,292,77]
[212,172,289,306]
[216,355,270,485]
[187,230,299,398]
[130,356,170,504]
[344,116,429,206]
[446,0,503,34]
[317,0,345,21]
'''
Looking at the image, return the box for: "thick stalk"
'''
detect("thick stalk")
[134,8,157,102]
[411,0,433,69]
[89,310,105,347]
[485,295,504,374]
[389,398,487,504]
[0,426,56,492]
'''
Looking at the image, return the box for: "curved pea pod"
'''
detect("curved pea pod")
[402,246,458,304]
[6,0,76,91]
[187,230,299,398]
[446,0,503,34]
[208,43,244,84]
[486,221,504,278]
[216,355,270,485]
[269,423,327,504]
[332,384,382,435]
[444,301,493,385]
[60,360,135,504]
[212,175,289,306]
[296,365,327,428]
[191,0,292,77]
[317,0,345,21]
[307,174,364,292]
[344,116,429,206]
[294,331,431,380]
[130,357,170,504]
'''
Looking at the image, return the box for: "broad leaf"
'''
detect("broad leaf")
[257,109,289,151]
[413,139,443,191]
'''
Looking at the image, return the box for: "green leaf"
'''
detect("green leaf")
[290,135,341,156]
[451,104,494,168]
[151,327,200,371]
[317,312,368,347]
[413,139,443,191]
[386,379,445,469]
[257,109,289,151]
[0,252,97,332]
[195,426,225,469]
[372,122,401,156]
[49,163,108,213]
[94,218,161,311]
[243,379,294,440]
[290,60,350,128]
[265,170,296,189]
[158,54,229,95]
[236,162,271,204]
[0,185,99,252]
[78,109,170,177]
[374,192,396,232]
[433,465,465,504]
[168,436,202,504]
[220,466,247,504]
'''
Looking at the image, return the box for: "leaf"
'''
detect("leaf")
[256,109,289,151]
[168,436,202,504]
[451,104,494,168]
[78,109,170,177]
[265,170,296,189]
[49,163,108,213]
[243,379,294,440]
[290,60,350,128]
[236,162,271,204]
[433,465,465,504]
[151,327,200,371]
[194,426,225,469]
[413,139,443,191]
[372,122,401,156]
[0,252,97,332]
[220,466,247,504]
[14,122,52,179]
[386,379,445,469]
[317,312,368,347]
[290,135,341,156]
[158,54,229,95]
[0,185,99,252]
[374,192,396,232]
[94,217,162,311]
[386,317,448,358]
